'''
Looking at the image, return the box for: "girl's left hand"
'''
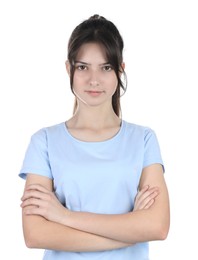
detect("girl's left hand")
[133,185,159,211]
[21,184,68,225]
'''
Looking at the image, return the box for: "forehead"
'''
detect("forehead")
[76,42,108,61]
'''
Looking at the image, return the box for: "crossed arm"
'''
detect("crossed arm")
[21,163,170,252]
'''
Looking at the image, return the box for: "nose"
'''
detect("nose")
[90,80,99,87]
[89,70,99,87]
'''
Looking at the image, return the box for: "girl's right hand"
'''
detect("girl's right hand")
[133,185,159,211]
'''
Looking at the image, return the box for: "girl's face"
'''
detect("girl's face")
[67,42,118,110]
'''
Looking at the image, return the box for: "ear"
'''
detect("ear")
[119,62,125,77]
[121,62,125,71]
[65,60,71,76]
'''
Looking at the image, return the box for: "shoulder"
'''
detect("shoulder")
[123,120,156,137]
[29,122,65,148]
[31,122,64,139]
[122,120,160,149]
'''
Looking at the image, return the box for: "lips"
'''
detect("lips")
[87,91,102,93]
[85,90,104,96]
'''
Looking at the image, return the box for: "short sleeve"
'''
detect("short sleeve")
[143,128,165,172]
[19,129,53,180]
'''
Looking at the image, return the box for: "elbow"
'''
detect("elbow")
[22,214,46,249]
[157,226,169,241]
[151,207,170,241]
[155,220,170,241]
[25,240,35,249]
[24,231,39,248]
[23,224,44,249]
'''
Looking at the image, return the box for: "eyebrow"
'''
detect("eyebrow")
[74,60,111,66]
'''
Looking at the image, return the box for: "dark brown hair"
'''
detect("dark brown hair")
[67,14,127,116]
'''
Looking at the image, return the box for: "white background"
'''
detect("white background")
[0,0,198,259]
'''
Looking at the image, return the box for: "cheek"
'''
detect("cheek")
[72,74,81,90]
[73,74,89,90]
[111,76,118,92]
[74,69,90,80]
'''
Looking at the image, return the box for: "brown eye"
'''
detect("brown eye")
[103,65,112,71]
[76,65,87,71]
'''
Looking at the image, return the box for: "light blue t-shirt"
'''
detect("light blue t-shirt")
[19,120,164,260]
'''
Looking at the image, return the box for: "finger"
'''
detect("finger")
[144,199,155,209]
[25,184,49,193]
[137,187,159,203]
[21,197,44,208]
[141,190,159,206]
[21,190,48,201]
[138,190,159,209]
[23,206,45,217]
[135,185,149,201]
[139,185,149,193]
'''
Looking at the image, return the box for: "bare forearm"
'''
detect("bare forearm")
[61,169,170,244]
[62,208,169,244]
[23,214,131,252]
[21,168,170,247]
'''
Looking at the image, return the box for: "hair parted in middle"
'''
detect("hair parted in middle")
[67,14,127,117]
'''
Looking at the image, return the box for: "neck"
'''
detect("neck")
[68,104,121,130]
